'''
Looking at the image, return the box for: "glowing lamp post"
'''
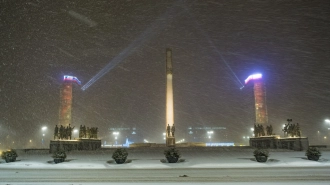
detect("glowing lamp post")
[207,131,214,142]
[73,129,78,139]
[41,126,47,148]
[325,119,330,129]
[326,119,330,141]
[113,132,119,145]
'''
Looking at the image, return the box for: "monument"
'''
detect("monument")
[245,74,309,150]
[58,75,81,126]
[244,73,268,125]
[50,124,101,153]
[50,75,101,152]
[166,48,175,146]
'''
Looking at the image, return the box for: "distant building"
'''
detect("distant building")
[107,127,142,145]
[186,126,229,143]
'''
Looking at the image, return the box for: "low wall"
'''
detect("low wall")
[129,142,206,148]
[49,139,101,153]
[14,144,299,155]
[249,136,309,151]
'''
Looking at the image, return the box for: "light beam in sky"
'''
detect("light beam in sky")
[81,1,184,91]
[183,5,244,89]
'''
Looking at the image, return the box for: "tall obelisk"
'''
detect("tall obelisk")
[166,48,175,146]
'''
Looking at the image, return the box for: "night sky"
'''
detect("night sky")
[1,0,330,148]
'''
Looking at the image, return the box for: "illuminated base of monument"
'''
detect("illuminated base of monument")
[249,136,309,151]
[166,137,175,147]
[50,139,101,153]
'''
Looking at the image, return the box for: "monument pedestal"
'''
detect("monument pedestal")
[249,136,309,151]
[166,137,175,147]
[50,139,101,153]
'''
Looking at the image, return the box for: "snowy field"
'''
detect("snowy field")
[0,147,330,184]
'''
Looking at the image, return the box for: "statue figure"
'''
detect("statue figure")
[82,125,86,138]
[95,127,98,139]
[256,124,264,137]
[282,123,289,137]
[265,125,273,136]
[67,124,74,140]
[59,125,64,139]
[89,127,93,138]
[171,124,175,137]
[93,127,96,138]
[86,127,90,138]
[90,127,95,138]
[260,125,265,136]
[289,123,295,137]
[269,125,273,135]
[79,125,83,138]
[54,125,59,140]
[295,123,301,137]
[166,124,171,137]
[266,125,270,136]
[284,119,293,137]
[255,124,259,137]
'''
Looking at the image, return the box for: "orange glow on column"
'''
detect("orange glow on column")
[59,82,73,126]
[166,74,174,127]
[166,48,174,128]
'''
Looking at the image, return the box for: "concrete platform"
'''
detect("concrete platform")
[50,139,101,153]
[249,136,309,151]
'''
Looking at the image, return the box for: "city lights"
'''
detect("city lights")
[176,139,185,143]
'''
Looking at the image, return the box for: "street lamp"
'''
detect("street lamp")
[325,119,330,129]
[113,132,119,145]
[73,129,78,139]
[41,126,47,148]
[207,131,214,142]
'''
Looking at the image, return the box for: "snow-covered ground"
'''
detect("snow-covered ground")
[0,148,330,184]
[1,148,330,169]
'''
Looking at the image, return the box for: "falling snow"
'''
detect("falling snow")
[0,0,330,148]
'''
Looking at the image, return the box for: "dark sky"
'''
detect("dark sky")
[1,0,330,148]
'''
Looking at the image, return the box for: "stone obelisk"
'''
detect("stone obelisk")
[166,48,175,146]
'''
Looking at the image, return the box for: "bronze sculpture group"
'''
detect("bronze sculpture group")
[166,124,175,137]
[254,124,273,137]
[53,124,98,140]
[78,125,98,139]
[54,124,75,140]
[282,119,301,137]
[254,119,302,138]
[254,124,274,137]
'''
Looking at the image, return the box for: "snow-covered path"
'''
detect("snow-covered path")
[1,167,330,183]
[1,149,330,184]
